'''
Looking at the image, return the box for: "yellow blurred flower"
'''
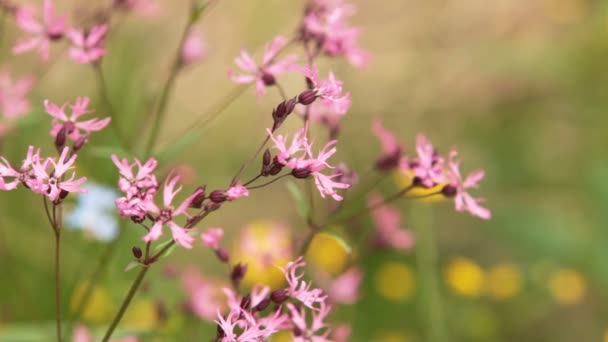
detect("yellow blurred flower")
[232,221,293,288]
[393,169,445,203]
[374,262,415,301]
[69,282,115,323]
[375,331,409,342]
[444,257,485,298]
[548,268,586,305]
[122,299,158,330]
[486,263,522,300]
[269,330,292,342]
[305,231,352,275]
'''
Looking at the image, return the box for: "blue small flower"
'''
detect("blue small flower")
[66,182,119,242]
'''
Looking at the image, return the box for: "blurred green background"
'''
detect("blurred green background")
[1,0,608,341]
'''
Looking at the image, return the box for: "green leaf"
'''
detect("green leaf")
[89,145,130,159]
[155,131,201,164]
[286,180,311,220]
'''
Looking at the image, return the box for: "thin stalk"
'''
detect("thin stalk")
[232,135,270,184]
[54,229,62,342]
[412,203,448,342]
[247,173,291,190]
[143,17,194,157]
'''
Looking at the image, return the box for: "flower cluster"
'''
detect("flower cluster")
[214,257,336,342]
[372,120,491,219]
[0,70,34,135]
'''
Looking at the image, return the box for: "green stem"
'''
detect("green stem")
[412,203,448,342]
[101,265,149,342]
[54,229,62,342]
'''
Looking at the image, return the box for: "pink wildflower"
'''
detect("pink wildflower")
[331,324,352,342]
[304,140,350,201]
[0,71,34,118]
[267,126,308,168]
[111,155,158,198]
[181,29,207,66]
[45,97,111,142]
[229,35,297,97]
[66,24,108,64]
[30,147,87,201]
[201,227,224,249]
[141,174,203,248]
[226,184,249,201]
[368,193,415,251]
[280,256,327,309]
[287,302,333,342]
[446,150,491,220]
[12,0,67,60]
[182,268,226,321]
[372,118,403,170]
[297,98,351,134]
[327,267,363,304]
[0,146,41,191]
[412,134,445,188]
[303,65,350,114]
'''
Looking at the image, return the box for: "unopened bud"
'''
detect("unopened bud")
[240,294,251,310]
[261,72,276,86]
[132,246,143,259]
[270,289,289,303]
[263,149,271,167]
[55,127,67,151]
[268,163,283,176]
[73,136,87,152]
[292,168,312,179]
[209,190,227,203]
[58,189,70,201]
[230,263,248,288]
[253,297,271,312]
[215,247,230,263]
[297,89,317,105]
[204,201,221,212]
[189,185,206,208]
[441,184,457,197]
[272,98,297,128]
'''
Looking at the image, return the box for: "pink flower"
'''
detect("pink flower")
[30,147,87,201]
[303,1,369,67]
[412,134,446,188]
[181,29,207,66]
[182,268,226,321]
[303,65,350,114]
[327,267,363,304]
[446,150,491,220]
[0,146,41,191]
[372,118,403,170]
[12,0,67,60]
[305,140,350,201]
[226,184,249,201]
[111,155,158,198]
[201,227,224,249]
[287,302,332,342]
[331,324,352,342]
[229,36,297,97]
[73,324,137,342]
[0,71,34,119]
[280,257,327,310]
[267,126,308,168]
[141,174,203,248]
[368,193,415,251]
[67,24,108,64]
[298,99,351,133]
[113,0,160,16]
[45,97,111,142]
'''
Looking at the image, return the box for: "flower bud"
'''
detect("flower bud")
[441,184,457,197]
[261,72,276,86]
[215,247,230,263]
[73,136,87,152]
[253,297,271,312]
[262,149,271,167]
[132,246,143,259]
[209,190,227,203]
[240,294,251,310]
[189,185,207,208]
[55,127,67,151]
[297,89,317,105]
[270,289,289,303]
[230,263,248,288]
[292,168,312,179]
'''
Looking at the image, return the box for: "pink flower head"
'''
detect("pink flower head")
[182,268,226,321]
[303,0,369,67]
[327,267,363,305]
[12,0,67,60]
[67,24,108,64]
[446,150,491,220]
[181,29,207,66]
[303,65,350,114]
[331,324,352,342]
[411,134,446,188]
[368,193,415,251]
[111,155,158,198]
[141,174,203,248]
[305,139,350,201]
[0,146,43,191]
[45,97,111,142]
[226,184,249,201]
[201,227,224,249]
[372,118,404,170]
[0,71,34,119]
[287,301,332,342]
[297,98,351,133]
[30,147,88,201]
[280,256,328,310]
[229,35,297,97]
[267,126,308,168]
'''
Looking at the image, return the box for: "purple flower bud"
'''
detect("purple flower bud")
[189,185,206,208]
[268,163,283,176]
[231,263,248,288]
[54,127,67,151]
[297,89,317,105]
[441,184,458,197]
[270,289,289,303]
[240,294,251,310]
[291,168,312,179]
[132,246,143,259]
[261,72,276,86]
[209,190,227,203]
[253,297,271,312]
[263,149,271,167]
[215,247,230,263]
[73,136,87,152]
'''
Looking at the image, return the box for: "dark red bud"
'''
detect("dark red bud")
[297,89,317,105]
[263,149,271,167]
[189,185,207,208]
[215,247,230,263]
[253,297,271,312]
[291,168,312,179]
[59,189,70,200]
[261,72,276,86]
[270,289,289,303]
[209,190,227,203]
[73,136,87,152]
[441,184,458,197]
[268,164,283,176]
[231,263,248,288]
[55,127,67,151]
[132,246,143,259]
[240,294,251,310]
